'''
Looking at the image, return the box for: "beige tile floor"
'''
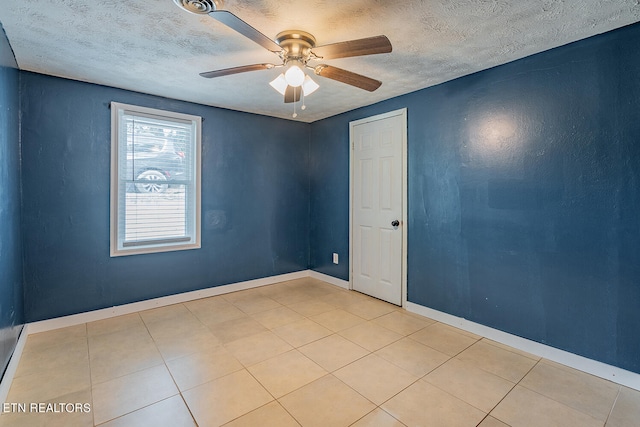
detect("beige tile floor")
[2,277,639,426]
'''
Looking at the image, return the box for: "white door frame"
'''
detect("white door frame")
[349,108,408,307]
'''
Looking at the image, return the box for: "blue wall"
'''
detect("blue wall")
[20,73,310,322]
[310,22,640,374]
[309,119,350,280]
[0,24,23,377]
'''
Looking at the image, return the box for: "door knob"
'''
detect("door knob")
[391,220,400,227]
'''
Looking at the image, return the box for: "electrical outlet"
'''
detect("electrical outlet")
[332,253,339,264]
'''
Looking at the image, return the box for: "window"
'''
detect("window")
[110,102,201,256]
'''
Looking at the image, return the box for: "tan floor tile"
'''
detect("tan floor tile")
[477,416,510,427]
[334,354,417,405]
[259,285,302,302]
[23,324,86,354]
[283,277,326,290]
[447,323,482,339]
[339,322,403,352]
[209,316,268,344]
[311,309,366,332]
[142,309,209,342]
[149,317,212,343]
[519,360,619,421]
[320,290,369,309]
[166,346,244,391]
[224,331,293,366]
[92,364,178,425]
[343,298,398,320]
[351,408,406,427]
[99,395,196,427]
[372,310,435,335]
[257,282,295,298]
[87,313,144,337]
[248,350,327,398]
[424,358,515,412]
[375,337,450,377]
[231,294,282,314]
[153,326,221,361]
[87,319,151,352]
[299,334,370,372]
[7,357,91,403]
[221,288,265,303]
[273,319,332,347]
[270,288,317,306]
[302,277,341,288]
[491,385,603,427]
[139,303,192,325]
[382,379,486,427]
[184,295,234,318]
[456,340,537,383]
[300,285,339,299]
[15,334,88,378]
[89,325,164,384]
[223,401,300,427]
[0,388,93,427]
[408,322,479,356]
[182,370,273,426]
[484,339,540,360]
[287,299,336,317]
[251,306,305,329]
[189,301,247,327]
[279,375,376,427]
[607,386,640,427]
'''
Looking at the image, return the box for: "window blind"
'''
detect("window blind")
[110,102,201,256]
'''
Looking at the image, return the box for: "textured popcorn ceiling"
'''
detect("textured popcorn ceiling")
[1,0,639,122]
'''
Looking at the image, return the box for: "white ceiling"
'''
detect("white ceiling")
[1,0,639,122]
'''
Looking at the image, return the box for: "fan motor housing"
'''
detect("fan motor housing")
[276,31,316,62]
[173,0,223,14]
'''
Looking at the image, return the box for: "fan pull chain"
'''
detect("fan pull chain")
[301,90,306,111]
[292,87,298,118]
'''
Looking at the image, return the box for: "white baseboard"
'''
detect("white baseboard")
[309,270,350,289]
[405,302,640,391]
[0,326,28,404]
[28,270,310,334]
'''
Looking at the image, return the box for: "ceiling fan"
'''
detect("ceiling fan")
[173,0,392,114]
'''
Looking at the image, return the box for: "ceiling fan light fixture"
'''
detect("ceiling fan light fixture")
[302,75,319,96]
[269,73,288,95]
[284,61,305,87]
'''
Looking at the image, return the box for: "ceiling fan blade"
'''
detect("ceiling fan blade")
[314,65,382,92]
[311,35,392,60]
[209,10,282,53]
[200,63,275,78]
[284,85,301,103]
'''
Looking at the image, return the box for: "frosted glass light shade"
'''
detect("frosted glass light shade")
[302,75,319,96]
[284,63,305,87]
[269,73,288,95]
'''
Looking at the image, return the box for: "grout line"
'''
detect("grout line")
[83,323,96,427]
[480,361,537,421]
[604,385,622,426]
[177,393,199,427]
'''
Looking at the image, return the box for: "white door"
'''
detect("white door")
[350,109,406,305]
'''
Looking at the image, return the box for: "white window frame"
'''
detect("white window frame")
[110,102,201,257]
